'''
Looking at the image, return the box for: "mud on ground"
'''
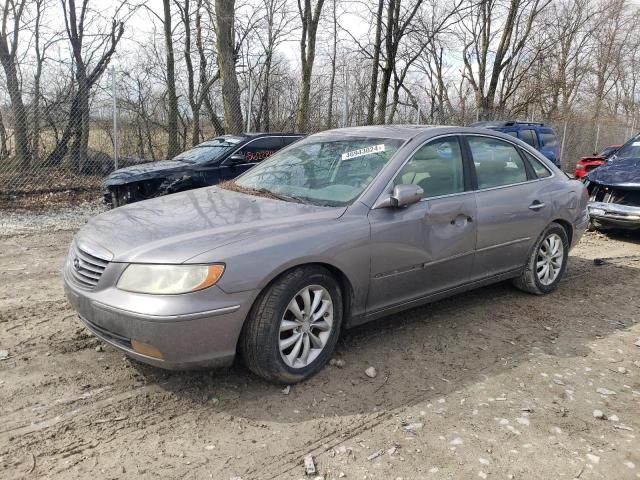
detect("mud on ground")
[1,221,639,479]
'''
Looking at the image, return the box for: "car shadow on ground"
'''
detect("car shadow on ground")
[127,254,639,423]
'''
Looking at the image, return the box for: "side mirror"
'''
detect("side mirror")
[377,184,423,208]
[228,153,246,164]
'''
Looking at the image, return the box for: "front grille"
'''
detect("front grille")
[68,243,109,289]
[588,183,640,207]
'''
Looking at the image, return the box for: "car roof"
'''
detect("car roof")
[471,120,546,128]
[315,125,454,141]
[243,132,303,137]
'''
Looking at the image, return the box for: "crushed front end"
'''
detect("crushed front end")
[586,181,640,230]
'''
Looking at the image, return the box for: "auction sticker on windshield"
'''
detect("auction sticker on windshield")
[342,144,385,161]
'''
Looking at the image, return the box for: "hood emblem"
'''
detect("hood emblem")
[73,257,81,270]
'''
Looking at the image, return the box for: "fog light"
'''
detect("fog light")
[131,339,163,359]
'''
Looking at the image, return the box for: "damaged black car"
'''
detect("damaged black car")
[585,135,640,231]
[103,133,304,206]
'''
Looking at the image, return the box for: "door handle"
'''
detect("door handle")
[529,201,545,211]
[450,214,473,225]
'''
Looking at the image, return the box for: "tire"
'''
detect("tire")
[240,266,343,384]
[513,222,569,295]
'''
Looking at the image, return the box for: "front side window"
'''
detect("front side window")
[467,136,528,189]
[239,137,283,163]
[394,137,464,198]
[234,135,404,206]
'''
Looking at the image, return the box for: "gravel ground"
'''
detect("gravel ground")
[0,200,106,236]
[1,205,639,480]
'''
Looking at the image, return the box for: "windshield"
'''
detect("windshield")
[174,136,243,164]
[233,135,405,206]
[609,136,640,161]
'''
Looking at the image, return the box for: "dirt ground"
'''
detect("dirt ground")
[1,223,639,480]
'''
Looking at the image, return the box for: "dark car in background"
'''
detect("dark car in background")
[573,144,620,179]
[471,121,561,167]
[103,133,304,206]
[585,135,640,231]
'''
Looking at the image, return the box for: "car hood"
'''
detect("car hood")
[75,187,347,263]
[104,160,188,186]
[587,157,640,188]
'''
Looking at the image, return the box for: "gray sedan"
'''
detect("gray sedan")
[63,126,589,383]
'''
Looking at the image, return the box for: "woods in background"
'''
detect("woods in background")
[0,0,639,181]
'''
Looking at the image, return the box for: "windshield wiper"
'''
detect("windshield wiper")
[256,189,307,204]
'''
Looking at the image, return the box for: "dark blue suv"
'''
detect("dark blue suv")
[471,121,561,167]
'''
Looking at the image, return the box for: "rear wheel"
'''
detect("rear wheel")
[513,222,569,295]
[241,266,342,383]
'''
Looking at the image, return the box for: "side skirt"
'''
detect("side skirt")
[347,269,522,327]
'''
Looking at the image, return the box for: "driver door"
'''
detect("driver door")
[366,136,477,314]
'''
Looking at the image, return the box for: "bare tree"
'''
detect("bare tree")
[295,0,324,132]
[215,0,243,133]
[460,0,550,119]
[47,0,125,169]
[0,0,30,166]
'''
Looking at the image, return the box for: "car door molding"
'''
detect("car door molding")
[475,237,531,253]
[373,250,476,279]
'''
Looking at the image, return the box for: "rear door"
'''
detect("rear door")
[464,135,552,279]
[367,136,477,313]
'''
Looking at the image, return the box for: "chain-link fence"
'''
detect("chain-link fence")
[0,64,635,207]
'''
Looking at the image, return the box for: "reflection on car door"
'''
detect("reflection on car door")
[465,135,551,279]
[367,136,477,314]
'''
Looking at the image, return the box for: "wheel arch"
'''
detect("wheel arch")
[551,218,573,245]
[246,261,355,330]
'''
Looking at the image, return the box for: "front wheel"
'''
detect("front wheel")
[513,222,569,295]
[240,266,343,383]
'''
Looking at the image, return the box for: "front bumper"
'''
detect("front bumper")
[63,265,256,370]
[588,201,640,230]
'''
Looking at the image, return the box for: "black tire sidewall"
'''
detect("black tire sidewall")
[530,224,569,294]
[261,268,343,383]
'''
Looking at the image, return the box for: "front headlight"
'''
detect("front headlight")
[117,264,225,294]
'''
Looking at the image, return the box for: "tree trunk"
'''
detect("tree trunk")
[326,0,337,130]
[0,49,30,167]
[215,0,244,134]
[376,0,396,125]
[163,0,180,158]
[296,0,325,132]
[367,0,384,125]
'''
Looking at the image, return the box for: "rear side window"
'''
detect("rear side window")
[467,136,528,189]
[519,129,538,148]
[522,150,552,178]
[540,132,558,148]
[395,137,464,198]
[505,131,519,138]
[239,137,282,163]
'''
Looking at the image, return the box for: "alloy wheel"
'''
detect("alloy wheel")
[279,285,334,369]
[536,233,564,286]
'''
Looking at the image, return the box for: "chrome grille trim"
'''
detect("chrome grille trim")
[67,242,110,290]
